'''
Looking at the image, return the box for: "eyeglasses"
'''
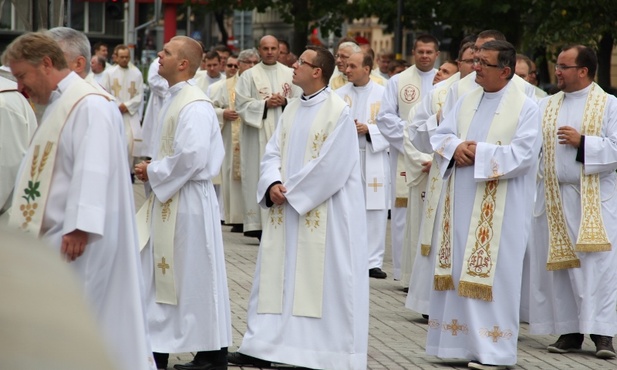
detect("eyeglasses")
[458,58,474,64]
[554,64,580,71]
[240,60,259,65]
[297,58,320,69]
[473,58,501,68]
[226,64,239,68]
[334,54,349,60]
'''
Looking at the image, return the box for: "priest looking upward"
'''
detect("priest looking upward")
[134,36,232,370]
[337,51,389,279]
[101,44,145,171]
[529,44,617,359]
[427,40,541,370]
[228,45,369,370]
[235,35,301,240]
[5,32,154,370]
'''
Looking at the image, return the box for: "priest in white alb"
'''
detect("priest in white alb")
[337,51,389,279]
[102,44,145,166]
[209,50,260,233]
[377,34,438,281]
[404,42,474,316]
[134,36,232,370]
[529,44,617,359]
[228,45,369,370]
[235,35,300,240]
[427,40,540,370]
[142,56,169,159]
[0,75,37,217]
[5,32,154,370]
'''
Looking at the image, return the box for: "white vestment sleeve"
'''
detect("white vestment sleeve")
[236,69,265,128]
[256,124,283,206]
[62,96,121,238]
[404,116,433,186]
[148,61,168,98]
[208,83,227,129]
[376,75,405,153]
[283,110,359,215]
[473,100,541,181]
[583,96,617,174]
[409,92,437,154]
[148,102,219,202]
[431,104,463,179]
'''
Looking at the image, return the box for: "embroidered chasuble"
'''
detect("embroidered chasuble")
[542,83,610,271]
[137,83,209,305]
[241,89,369,370]
[433,83,530,301]
[10,79,105,233]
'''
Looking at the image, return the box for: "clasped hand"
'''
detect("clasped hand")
[453,141,477,167]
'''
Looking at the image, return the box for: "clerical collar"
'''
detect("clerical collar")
[564,83,592,99]
[301,86,327,101]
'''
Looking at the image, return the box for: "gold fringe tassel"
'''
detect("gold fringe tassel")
[421,244,431,257]
[434,275,455,291]
[394,197,408,208]
[458,281,493,302]
[546,259,581,271]
[575,243,611,253]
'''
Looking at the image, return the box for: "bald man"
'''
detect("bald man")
[235,35,301,240]
[134,36,232,370]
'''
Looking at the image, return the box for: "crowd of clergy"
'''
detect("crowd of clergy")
[0,24,615,370]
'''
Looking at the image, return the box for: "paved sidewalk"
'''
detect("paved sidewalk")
[134,184,613,369]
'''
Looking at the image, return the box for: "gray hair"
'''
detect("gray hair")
[45,27,92,75]
[337,42,361,54]
[238,48,260,62]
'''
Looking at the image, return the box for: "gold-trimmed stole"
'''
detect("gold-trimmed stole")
[434,84,526,301]
[226,76,242,180]
[542,83,610,271]
[136,84,209,305]
[258,93,347,318]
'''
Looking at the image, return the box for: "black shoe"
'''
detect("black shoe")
[402,287,409,293]
[244,230,262,241]
[369,267,387,279]
[591,334,616,359]
[227,352,270,368]
[173,361,226,370]
[422,314,429,320]
[547,333,584,353]
[153,352,169,370]
[230,224,244,233]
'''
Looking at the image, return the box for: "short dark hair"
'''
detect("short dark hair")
[306,45,335,84]
[458,42,475,60]
[477,29,506,42]
[278,40,290,50]
[388,59,408,73]
[479,40,516,79]
[361,52,374,69]
[93,41,107,52]
[562,44,598,80]
[213,45,232,54]
[414,34,439,50]
[205,50,220,62]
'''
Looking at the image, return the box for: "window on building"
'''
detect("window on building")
[0,1,27,31]
[71,1,105,33]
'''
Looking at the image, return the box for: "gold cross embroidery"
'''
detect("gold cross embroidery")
[111,78,122,97]
[480,325,512,343]
[368,177,383,193]
[128,81,138,99]
[443,319,467,336]
[157,257,170,275]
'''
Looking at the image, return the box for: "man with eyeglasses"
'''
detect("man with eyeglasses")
[428,40,541,370]
[336,51,389,280]
[208,49,259,234]
[442,30,537,117]
[330,41,384,90]
[235,35,301,241]
[229,44,369,370]
[516,54,547,99]
[376,33,439,285]
[529,44,617,360]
